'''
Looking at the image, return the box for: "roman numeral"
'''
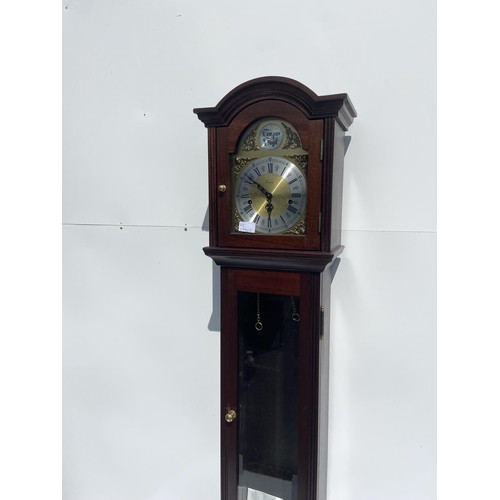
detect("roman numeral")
[287,205,298,214]
[267,162,273,173]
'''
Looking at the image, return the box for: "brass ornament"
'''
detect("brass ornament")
[234,210,243,231]
[283,219,306,236]
[241,126,258,152]
[282,122,302,149]
[233,157,254,177]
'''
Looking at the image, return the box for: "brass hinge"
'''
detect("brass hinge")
[320,139,324,161]
[320,306,325,339]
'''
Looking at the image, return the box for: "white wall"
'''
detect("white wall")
[63,1,436,499]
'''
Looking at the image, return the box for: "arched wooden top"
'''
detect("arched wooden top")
[193,76,357,131]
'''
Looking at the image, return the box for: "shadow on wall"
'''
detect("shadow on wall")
[208,262,221,331]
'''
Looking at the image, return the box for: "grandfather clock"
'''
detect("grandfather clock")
[194,77,356,500]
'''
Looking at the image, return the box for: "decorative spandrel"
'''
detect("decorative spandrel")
[237,292,300,500]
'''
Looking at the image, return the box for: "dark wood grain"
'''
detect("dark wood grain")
[203,245,344,273]
[195,78,356,500]
[194,77,355,255]
[220,269,324,500]
[193,76,356,130]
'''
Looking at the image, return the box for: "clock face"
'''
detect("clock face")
[234,156,307,234]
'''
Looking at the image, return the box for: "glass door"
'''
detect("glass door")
[237,292,300,500]
[221,268,319,500]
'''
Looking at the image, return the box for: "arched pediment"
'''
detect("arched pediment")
[193,76,356,131]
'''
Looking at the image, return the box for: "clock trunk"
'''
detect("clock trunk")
[220,268,328,500]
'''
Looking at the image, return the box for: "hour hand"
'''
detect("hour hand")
[254,180,273,202]
[257,183,272,200]
[248,177,274,216]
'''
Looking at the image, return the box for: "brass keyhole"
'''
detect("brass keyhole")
[225,409,236,423]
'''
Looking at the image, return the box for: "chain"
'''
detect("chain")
[291,296,300,322]
[255,293,263,331]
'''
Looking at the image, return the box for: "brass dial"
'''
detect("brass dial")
[234,156,307,234]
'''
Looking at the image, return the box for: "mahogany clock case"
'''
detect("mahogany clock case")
[194,77,356,500]
[194,76,356,270]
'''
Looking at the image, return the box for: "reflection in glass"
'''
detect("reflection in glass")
[237,292,299,500]
[238,488,284,500]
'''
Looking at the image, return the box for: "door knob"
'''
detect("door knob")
[218,184,227,192]
[225,409,237,423]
